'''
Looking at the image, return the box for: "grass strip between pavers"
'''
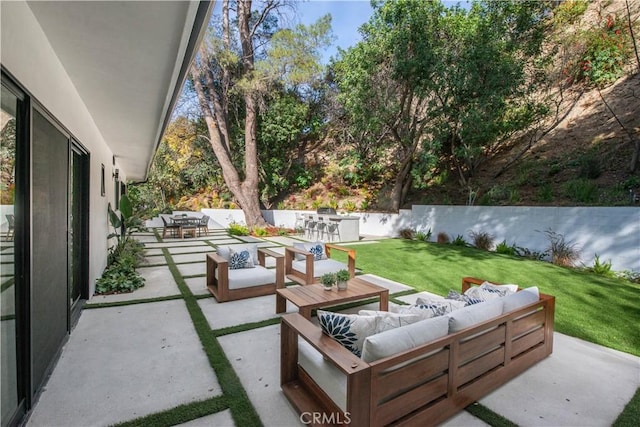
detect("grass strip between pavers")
[212,317,282,338]
[113,396,229,427]
[83,294,184,309]
[464,402,518,427]
[613,387,640,427]
[163,248,263,427]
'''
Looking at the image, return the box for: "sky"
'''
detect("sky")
[293,0,375,63]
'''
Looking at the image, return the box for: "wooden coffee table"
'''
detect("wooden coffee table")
[276,276,389,319]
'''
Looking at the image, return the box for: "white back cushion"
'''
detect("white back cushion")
[447,298,504,333]
[361,315,450,363]
[502,286,539,313]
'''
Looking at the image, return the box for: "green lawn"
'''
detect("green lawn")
[334,239,640,357]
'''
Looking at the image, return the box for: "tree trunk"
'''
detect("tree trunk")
[188,0,268,229]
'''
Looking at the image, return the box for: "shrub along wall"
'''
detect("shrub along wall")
[153,206,638,272]
[410,206,639,272]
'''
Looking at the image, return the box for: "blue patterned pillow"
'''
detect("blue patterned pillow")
[446,290,483,306]
[228,248,255,269]
[293,242,327,261]
[317,311,378,357]
[395,299,464,318]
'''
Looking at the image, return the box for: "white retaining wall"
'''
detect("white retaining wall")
[150,206,639,272]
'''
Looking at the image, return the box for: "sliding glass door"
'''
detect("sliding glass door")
[1,77,25,427]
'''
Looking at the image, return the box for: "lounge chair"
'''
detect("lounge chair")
[207,244,285,305]
[285,242,355,285]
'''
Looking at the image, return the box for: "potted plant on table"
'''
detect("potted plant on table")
[320,273,336,291]
[336,269,350,291]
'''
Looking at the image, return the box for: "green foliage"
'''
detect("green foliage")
[342,200,357,212]
[470,230,494,251]
[564,179,599,203]
[543,229,581,267]
[320,273,336,287]
[577,153,601,179]
[331,0,548,207]
[251,227,269,237]
[107,194,146,264]
[515,246,549,261]
[97,238,145,295]
[553,0,589,27]
[622,175,640,190]
[587,253,614,277]
[496,240,517,256]
[564,14,632,87]
[452,235,467,246]
[537,184,554,203]
[227,222,249,236]
[336,269,350,282]
[415,228,432,242]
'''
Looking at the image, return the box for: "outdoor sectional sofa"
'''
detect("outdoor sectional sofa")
[280,277,555,426]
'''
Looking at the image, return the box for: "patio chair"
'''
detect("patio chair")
[161,215,180,239]
[197,215,210,236]
[285,242,355,285]
[207,244,285,305]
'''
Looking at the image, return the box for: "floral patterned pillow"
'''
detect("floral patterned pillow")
[228,248,255,270]
[293,242,327,261]
[318,310,421,357]
[401,298,466,317]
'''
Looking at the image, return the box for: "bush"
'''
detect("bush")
[399,228,415,239]
[227,221,249,236]
[515,246,548,261]
[496,240,517,256]
[95,261,145,294]
[543,229,581,267]
[553,0,588,27]
[578,153,601,179]
[565,179,598,203]
[415,228,432,242]
[97,239,145,295]
[470,231,494,251]
[564,14,632,87]
[436,232,450,244]
[452,235,467,246]
[586,254,614,277]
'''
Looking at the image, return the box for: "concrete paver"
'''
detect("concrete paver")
[26,300,221,427]
[26,232,640,426]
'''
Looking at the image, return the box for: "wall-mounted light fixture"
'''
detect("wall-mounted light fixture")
[113,168,119,180]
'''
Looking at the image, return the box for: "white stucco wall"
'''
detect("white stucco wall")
[1,1,125,295]
[189,206,639,272]
[411,205,639,272]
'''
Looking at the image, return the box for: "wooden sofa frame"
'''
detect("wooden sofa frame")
[280,277,555,426]
[284,243,356,285]
[206,248,284,303]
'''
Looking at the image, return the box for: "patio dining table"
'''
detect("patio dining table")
[171,215,200,238]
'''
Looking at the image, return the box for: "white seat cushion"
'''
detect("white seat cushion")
[292,258,347,277]
[299,339,347,412]
[215,265,275,290]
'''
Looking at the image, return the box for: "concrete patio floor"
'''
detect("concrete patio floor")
[25,231,640,426]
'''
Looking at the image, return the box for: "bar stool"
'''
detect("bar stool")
[325,219,340,242]
[305,215,318,239]
[316,218,327,241]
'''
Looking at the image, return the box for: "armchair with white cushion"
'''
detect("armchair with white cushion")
[285,242,356,285]
[207,244,284,303]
